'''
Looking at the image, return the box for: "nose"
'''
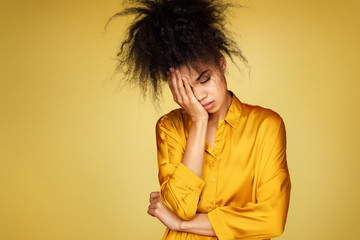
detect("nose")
[192,87,207,102]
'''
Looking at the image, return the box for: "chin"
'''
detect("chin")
[207,105,218,114]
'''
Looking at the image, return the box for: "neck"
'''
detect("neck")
[208,91,232,123]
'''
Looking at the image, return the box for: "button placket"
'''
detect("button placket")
[207,154,217,210]
[213,154,221,209]
[213,122,225,156]
[212,123,225,208]
[209,154,216,168]
[207,122,225,211]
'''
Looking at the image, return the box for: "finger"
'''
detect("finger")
[150,196,161,204]
[167,70,176,97]
[149,191,160,203]
[170,68,182,103]
[182,76,196,101]
[175,69,185,94]
[148,203,156,209]
[149,191,157,203]
[175,69,188,103]
[148,200,162,210]
[147,208,156,217]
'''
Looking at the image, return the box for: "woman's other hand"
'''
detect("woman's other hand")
[168,68,208,122]
[147,191,183,231]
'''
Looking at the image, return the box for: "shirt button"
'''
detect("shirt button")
[212,178,216,182]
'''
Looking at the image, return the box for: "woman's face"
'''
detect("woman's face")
[177,56,230,116]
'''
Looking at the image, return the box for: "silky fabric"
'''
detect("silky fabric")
[155,91,291,240]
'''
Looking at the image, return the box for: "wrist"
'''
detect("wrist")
[178,219,186,232]
[190,117,208,124]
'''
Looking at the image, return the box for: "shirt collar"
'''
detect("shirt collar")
[223,90,242,128]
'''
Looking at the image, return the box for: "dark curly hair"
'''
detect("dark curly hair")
[105,0,247,104]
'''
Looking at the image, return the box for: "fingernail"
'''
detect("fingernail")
[169,67,174,72]
[175,69,180,74]
[182,76,186,81]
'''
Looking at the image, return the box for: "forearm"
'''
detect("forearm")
[181,120,208,177]
[179,213,216,236]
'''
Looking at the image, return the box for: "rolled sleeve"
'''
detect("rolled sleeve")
[156,114,205,220]
[171,162,205,194]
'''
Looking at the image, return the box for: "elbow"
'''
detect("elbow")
[267,222,285,238]
[268,183,291,237]
[266,213,287,238]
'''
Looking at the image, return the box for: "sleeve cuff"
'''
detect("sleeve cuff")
[208,208,229,240]
[171,162,205,194]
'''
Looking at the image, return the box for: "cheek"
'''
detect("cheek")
[203,81,217,95]
[207,78,224,94]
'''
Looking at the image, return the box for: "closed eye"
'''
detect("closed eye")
[201,77,210,84]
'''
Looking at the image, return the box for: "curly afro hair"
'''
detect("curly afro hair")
[105,0,247,104]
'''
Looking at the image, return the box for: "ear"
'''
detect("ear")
[218,54,227,71]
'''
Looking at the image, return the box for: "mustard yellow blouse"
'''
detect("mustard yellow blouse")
[155,91,291,240]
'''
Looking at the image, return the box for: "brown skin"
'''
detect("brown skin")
[147,56,232,236]
[148,192,216,236]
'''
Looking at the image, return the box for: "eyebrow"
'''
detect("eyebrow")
[195,70,209,82]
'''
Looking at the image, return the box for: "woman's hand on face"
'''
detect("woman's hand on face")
[147,191,182,231]
[168,68,208,122]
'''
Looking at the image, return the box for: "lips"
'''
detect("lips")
[202,100,215,110]
[202,101,212,107]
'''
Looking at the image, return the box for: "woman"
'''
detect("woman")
[107,0,291,239]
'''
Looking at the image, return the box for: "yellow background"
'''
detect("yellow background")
[1,0,359,239]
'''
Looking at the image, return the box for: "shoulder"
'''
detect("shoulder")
[155,108,186,136]
[243,102,283,125]
[241,102,285,137]
[156,108,183,127]
[155,108,188,150]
